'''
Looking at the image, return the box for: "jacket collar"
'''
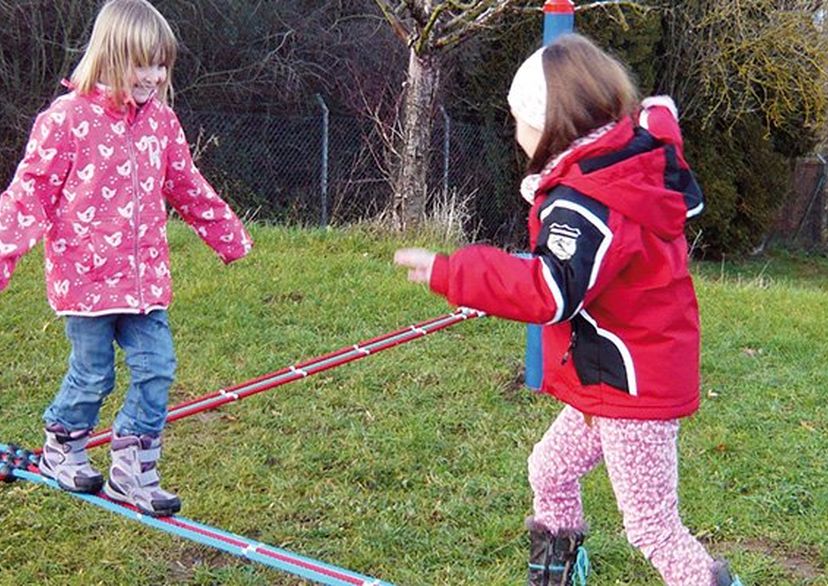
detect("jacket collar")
[61,79,154,125]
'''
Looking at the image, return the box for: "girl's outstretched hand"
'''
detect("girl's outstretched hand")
[394,248,436,284]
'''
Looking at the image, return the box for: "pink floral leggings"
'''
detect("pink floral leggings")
[528,406,716,586]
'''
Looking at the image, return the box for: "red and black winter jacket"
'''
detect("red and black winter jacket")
[429,98,704,420]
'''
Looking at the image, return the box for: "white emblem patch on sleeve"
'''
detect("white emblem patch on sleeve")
[547,223,582,261]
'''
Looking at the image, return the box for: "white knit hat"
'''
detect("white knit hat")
[507,46,548,132]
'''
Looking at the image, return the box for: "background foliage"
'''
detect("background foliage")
[1,1,826,256]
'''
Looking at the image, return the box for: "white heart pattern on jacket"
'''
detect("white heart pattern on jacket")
[49,174,63,186]
[98,144,114,159]
[117,202,134,219]
[220,233,234,243]
[149,117,158,131]
[104,232,123,247]
[101,186,117,200]
[51,239,67,254]
[141,177,154,192]
[25,139,38,155]
[125,295,140,308]
[74,262,91,275]
[17,212,36,228]
[63,189,76,203]
[116,161,131,177]
[0,240,18,254]
[172,159,186,171]
[72,223,89,237]
[111,121,126,136]
[49,111,65,125]
[77,163,95,182]
[20,179,35,194]
[93,254,107,268]
[71,121,89,139]
[151,285,163,298]
[76,206,96,223]
[201,209,214,220]
[38,146,57,161]
[53,280,70,296]
[91,104,104,116]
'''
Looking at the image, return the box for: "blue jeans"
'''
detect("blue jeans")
[43,310,176,437]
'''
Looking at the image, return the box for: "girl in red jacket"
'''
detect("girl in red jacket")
[0,0,252,516]
[395,35,741,586]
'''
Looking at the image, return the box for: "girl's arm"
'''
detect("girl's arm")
[0,110,71,292]
[415,188,631,324]
[161,111,252,264]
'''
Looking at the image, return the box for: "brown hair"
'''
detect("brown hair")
[70,0,177,108]
[528,34,639,173]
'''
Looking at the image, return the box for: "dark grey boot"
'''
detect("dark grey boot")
[527,517,589,586]
[713,559,743,586]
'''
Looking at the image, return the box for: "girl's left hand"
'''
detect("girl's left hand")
[394,248,437,284]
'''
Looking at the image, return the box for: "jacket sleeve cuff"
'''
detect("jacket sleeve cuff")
[429,254,450,296]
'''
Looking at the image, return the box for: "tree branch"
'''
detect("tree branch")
[373,0,412,44]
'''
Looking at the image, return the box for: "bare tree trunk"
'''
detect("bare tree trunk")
[393,49,441,230]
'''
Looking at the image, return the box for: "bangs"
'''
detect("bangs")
[126,17,177,68]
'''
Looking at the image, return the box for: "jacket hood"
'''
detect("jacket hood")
[535,96,703,240]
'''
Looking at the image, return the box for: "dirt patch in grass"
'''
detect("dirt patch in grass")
[168,546,234,581]
[717,538,825,581]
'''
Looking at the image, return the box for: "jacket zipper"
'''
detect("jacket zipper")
[125,121,144,312]
[561,329,578,365]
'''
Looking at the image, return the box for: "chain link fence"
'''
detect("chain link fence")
[770,155,828,251]
[178,101,528,248]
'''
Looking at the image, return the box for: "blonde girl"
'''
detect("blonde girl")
[0,0,252,516]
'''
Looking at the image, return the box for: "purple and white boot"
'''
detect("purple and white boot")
[39,424,104,493]
[103,434,181,517]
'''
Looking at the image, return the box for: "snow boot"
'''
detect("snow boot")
[714,559,744,586]
[527,517,589,586]
[39,424,104,493]
[103,434,181,517]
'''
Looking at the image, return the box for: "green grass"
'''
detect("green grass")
[0,222,826,585]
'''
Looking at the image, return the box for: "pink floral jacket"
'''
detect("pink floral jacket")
[0,87,252,315]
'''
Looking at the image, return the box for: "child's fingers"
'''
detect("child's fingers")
[407,267,429,283]
[394,248,431,268]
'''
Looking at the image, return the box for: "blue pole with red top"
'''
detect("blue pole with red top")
[543,0,575,44]
[524,1,576,391]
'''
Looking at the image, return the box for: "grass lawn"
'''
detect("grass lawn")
[0,222,826,585]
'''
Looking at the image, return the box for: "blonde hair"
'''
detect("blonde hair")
[528,34,639,173]
[70,0,177,108]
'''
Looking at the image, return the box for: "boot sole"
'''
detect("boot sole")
[39,465,104,494]
[103,481,181,517]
